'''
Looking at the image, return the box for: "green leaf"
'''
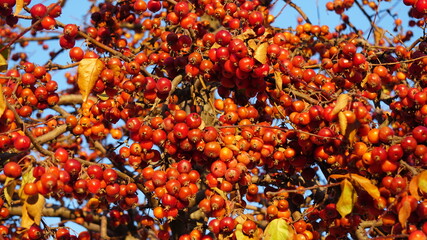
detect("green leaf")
[264,218,295,240]
[4,177,17,206]
[0,45,10,72]
[337,179,357,218]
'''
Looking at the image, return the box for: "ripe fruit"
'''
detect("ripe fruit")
[30,4,47,19]
[14,135,31,151]
[416,0,427,14]
[3,162,22,178]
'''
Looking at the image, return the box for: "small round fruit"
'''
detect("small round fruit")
[14,135,31,151]
[4,162,22,178]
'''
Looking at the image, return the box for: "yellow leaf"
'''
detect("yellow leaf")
[349,174,380,199]
[329,174,347,179]
[418,170,427,194]
[274,71,282,91]
[254,42,268,64]
[337,179,357,218]
[14,0,24,15]
[4,177,17,206]
[19,167,35,201]
[235,224,251,240]
[398,201,411,228]
[332,94,350,115]
[22,194,45,229]
[97,92,110,101]
[264,218,295,240]
[77,58,104,102]
[0,84,6,117]
[0,45,9,72]
[86,197,100,209]
[410,174,421,201]
[338,111,347,135]
[235,29,256,41]
[248,39,257,51]
[345,122,359,145]
[225,144,240,152]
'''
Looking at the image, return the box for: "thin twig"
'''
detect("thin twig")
[5,101,54,158]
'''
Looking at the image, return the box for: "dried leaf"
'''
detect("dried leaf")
[210,43,221,50]
[398,201,411,228]
[225,144,240,152]
[19,167,35,201]
[332,94,350,115]
[77,58,104,102]
[236,29,256,41]
[235,224,251,240]
[4,177,17,206]
[14,0,24,15]
[212,187,228,200]
[345,122,359,145]
[418,170,427,194]
[274,71,282,91]
[410,174,421,201]
[97,92,110,101]
[0,84,6,117]
[254,42,268,64]
[248,39,257,51]
[21,194,45,229]
[349,174,380,199]
[330,174,380,199]
[86,198,100,209]
[337,179,357,218]
[0,45,9,72]
[264,218,295,240]
[329,174,347,179]
[338,111,347,135]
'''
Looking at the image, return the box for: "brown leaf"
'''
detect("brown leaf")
[338,111,347,135]
[22,194,45,229]
[332,94,350,115]
[398,201,411,228]
[410,174,421,201]
[77,58,105,102]
[337,179,357,218]
[13,0,24,15]
[349,174,380,199]
[0,84,6,117]
[274,71,282,91]
[254,42,268,64]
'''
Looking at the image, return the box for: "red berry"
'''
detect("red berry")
[14,135,31,151]
[30,3,47,19]
[3,161,22,178]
